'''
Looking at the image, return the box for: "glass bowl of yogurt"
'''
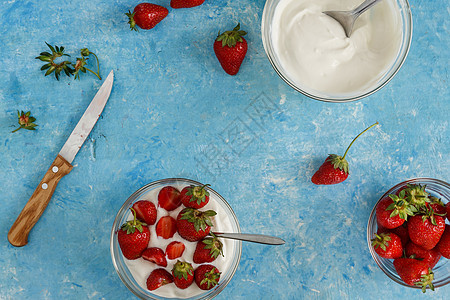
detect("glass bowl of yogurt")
[262,0,412,102]
[110,178,242,299]
[367,178,450,291]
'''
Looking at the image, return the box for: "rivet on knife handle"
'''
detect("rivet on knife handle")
[8,155,72,247]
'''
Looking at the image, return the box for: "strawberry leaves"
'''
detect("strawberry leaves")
[216,23,247,48]
[36,43,101,80]
[180,208,216,232]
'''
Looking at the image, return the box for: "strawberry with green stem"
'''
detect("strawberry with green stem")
[12,111,38,133]
[193,233,224,263]
[73,48,102,80]
[194,264,221,290]
[180,184,210,209]
[393,258,434,292]
[117,208,150,260]
[311,122,379,185]
[213,23,248,75]
[172,260,194,289]
[36,42,73,80]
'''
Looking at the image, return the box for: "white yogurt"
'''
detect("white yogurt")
[123,183,235,298]
[271,0,403,95]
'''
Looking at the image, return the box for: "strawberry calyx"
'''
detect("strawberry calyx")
[386,193,417,221]
[418,206,446,226]
[200,268,221,289]
[121,208,147,234]
[12,110,38,133]
[371,233,392,251]
[180,208,216,232]
[186,184,210,205]
[202,233,224,258]
[125,11,138,31]
[35,42,73,80]
[326,154,349,174]
[414,268,434,293]
[172,260,194,280]
[216,23,247,48]
[404,184,429,208]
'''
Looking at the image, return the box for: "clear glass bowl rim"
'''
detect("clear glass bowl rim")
[366,177,450,290]
[261,0,413,103]
[110,178,242,300]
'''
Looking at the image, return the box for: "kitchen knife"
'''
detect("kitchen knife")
[8,70,114,247]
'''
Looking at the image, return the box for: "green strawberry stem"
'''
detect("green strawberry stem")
[342,122,379,159]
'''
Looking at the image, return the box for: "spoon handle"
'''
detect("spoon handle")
[354,0,380,16]
[213,232,285,245]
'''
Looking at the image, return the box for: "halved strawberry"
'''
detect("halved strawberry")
[158,186,181,211]
[132,200,157,225]
[142,247,167,267]
[165,241,185,260]
[146,268,173,291]
[156,216,177,239]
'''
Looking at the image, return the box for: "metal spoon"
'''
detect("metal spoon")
[323,0,382,38]
[212,232,285,245]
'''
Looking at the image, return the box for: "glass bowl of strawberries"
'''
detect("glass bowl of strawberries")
[110,178,242,299]
[367,178,450,292]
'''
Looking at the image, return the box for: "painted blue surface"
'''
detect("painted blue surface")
[0,0,449,299]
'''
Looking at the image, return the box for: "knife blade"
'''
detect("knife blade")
[8,70,114,247]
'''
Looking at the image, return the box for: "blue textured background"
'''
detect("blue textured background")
[0,0,449,299]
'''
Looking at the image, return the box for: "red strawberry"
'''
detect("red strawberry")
[375,195,415,229]
[371,233,403,259]
[126,3,168,31]
[158,186,181,211]
[194,264,221,290]
[132,200,157,225]
[213,23,248,76]
[142,247,167,267]
[176,208,216,242]
[446,202,450,221]
[156,216,177,239]
[180,184,210,209]
[172,260,194,289]
[118,208,150,260]
[166,241,186,260]
[405,242,441,269]
[436,225,450,259]
[377,224,409,247]
[146,268,173,291]
[426,196,447,215]
[193,235,224,264]
[311,122,379,185]
[393,258,434,292]
[170,0,205,9]
[408,213,445,250]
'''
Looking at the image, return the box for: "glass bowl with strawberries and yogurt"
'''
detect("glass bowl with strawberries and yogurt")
[111,178,242,300]
[367,178,450,292]
[261,0,412,102]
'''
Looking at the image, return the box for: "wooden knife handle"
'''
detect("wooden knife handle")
[8,155,73,247]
